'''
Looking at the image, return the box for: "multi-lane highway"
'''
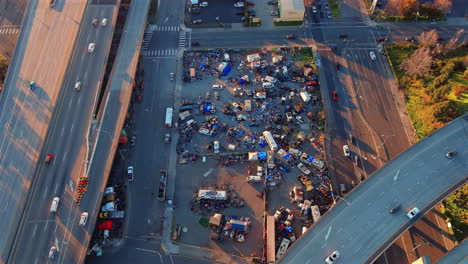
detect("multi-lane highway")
[0,0,87,262]
[279,114,467,264]
[6,1,119,263]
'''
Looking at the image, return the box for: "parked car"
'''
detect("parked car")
[297,163,311,175]
[389,203,401,215]
[325,250,339,264]
[407,207,420,219]
[338,34,347,38]
[101,18,107,26]
[164,133,171,143]
[88,43,95,52]
[247,2,255,6]
[49,246,57,259]
[332,91,338,101]
[327,12,331,18]
[436,37,444,41]
[405,36,416,42]
[267,0,277,5]
[79,212,89,226]
[343,145,350,157]
[191,41,200,46]
[170,72,174,81]
[286,34,296,39]
[75,82,81,91]
[234,2,244,7]
[214,141,220,153]
[92,19,98,27]
[370,51,376,60]
[127,166,134,181]
[200,1,208,7]
[312,7,317,13]
[192,19,203,24]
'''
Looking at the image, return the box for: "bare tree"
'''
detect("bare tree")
[417,29,439,46]
[401,46,433,78]
[433,0,452,14]
[400,0,418,18]
[434,29,463,55]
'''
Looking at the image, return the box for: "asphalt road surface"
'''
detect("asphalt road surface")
[0,0,87,262]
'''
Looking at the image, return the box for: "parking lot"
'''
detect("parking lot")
[171,48,335,259]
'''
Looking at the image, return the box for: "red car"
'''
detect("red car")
[192,20,203,24]
[45,154,53,164]
[306,81,318,86]
[436,37,444,41]
[247,2,255,6]
[377,37,386,42]
[332,91,338,101]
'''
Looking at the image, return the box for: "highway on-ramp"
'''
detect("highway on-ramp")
[279,114,468,264]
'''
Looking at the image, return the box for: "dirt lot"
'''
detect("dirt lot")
[172,48,334,259]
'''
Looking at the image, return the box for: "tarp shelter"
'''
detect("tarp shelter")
[222,64,231,76]
[277,149,292,162]
[246,53,261,62]
[304,67,313,76]
[248,152,258,161]
[229,219,248,231]
[179,110,191,121]
[258,152,267,160]
[98,220,113,230]
[198,190,227,200]
[209,213,223,226]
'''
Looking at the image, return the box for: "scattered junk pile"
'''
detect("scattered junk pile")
[190,184,247,216]
[209,213,252,243]
[87,186,126,256]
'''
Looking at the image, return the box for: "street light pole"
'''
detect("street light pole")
[335,195,351,206]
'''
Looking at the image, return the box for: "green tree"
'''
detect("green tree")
[400,0,418,18]
[443,184,468,242]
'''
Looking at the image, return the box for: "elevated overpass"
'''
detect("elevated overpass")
[279,114,468,264]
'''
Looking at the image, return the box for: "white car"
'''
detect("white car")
[127,166,134,181]
[48,246,57,259]
[257,166,263,177]
[297,163,311,175]
[234,2,244,7]
[79,212,88,226]
[214,141,220,153]
[50,197,60,213]
[312,7,317,13]
[101,18,107,26]
[170,72,174,81]
[212,84,224,90]
[88,43,95,52]
[200,2,208,7]
[370,51,376,60]
[75,82,81,91]
[343,145,350,157]
[407,207,420,219]
[325,250,340,264]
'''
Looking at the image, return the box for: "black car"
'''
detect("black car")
[338,34,348,38]
[191,41,200,46]
[390,203,401,215]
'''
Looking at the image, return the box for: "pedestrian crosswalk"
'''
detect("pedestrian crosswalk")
[178,31,187,48]
[142,31,153,50]
[0,26,19,35]
[155,25,180,32]
[142,49,178,57]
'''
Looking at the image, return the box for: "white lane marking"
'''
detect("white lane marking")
[61,127,65,137]
[43,186,48,198]
[32,224,37,237]
[55,221,58,233]
[164,17,168,23]
[325,225,332,241]
[393,169,400,182]
[54,183,59,194]
[62,151,68,162]
[70,124,74,133]
[84,71,88,80]
[34,257,38,264]
[203,168,213,177]
[77,96,81,105]
[136,248,163,262]
[44,219,49,231]
[69,179,74,192]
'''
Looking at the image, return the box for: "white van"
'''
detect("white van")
[223,53,230,62]
[262,82,274,89]
[50,197,60,213]
[300,91,310,103]
[79,212,89,226]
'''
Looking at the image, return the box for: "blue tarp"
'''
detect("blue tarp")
[203,103,214,113]
[282,153,291,161]
[307,156,314,162]
[222,65,231,76]
[258,152,267,160]
[259,139,266,148]
[200,62,207,68]
[239,78,246,85]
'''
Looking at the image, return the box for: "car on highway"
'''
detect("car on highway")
[79,212,88,226]
[325,250,339,264]
[286,34,296,39]
[332,91,338,101]
[389,203,401,215]
[212,84,224,90]
[170,72,174,81]
[45,154,53,164]
[370,51,376,60]
[234,2,244,7]
[312,6,317,13]
[88,43,95,52]
[164,133,171,144]
[407,207,420,219]
[50,197,60,213]
[127,166,134,181]
[192,19,203,24]
[343,145,350,157]
[101,18,107,26]
[377,37,386,42]
[49,246,57,259]
[75,81,81,91]
[297,163,311,175]
[92,19,98,27]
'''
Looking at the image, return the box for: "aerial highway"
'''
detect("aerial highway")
[6,1,119,264]
[0,0,87,262]
[279,114,467,264]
